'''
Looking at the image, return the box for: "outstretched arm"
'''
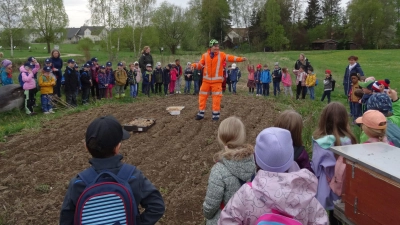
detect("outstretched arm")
[192,54,206,70]
[225,53,246,63]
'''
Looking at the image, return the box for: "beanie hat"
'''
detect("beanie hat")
[232,63,237,69]
[325,69,331,74]
[2,59,12,68]
[255,127,294,173]
[378,79,390,91]
[157,62,161,66]
[274,62,279,66]
[366,93,392,115]
[257,64,262,69]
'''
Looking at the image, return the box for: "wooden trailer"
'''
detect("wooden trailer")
[330,143,400,225]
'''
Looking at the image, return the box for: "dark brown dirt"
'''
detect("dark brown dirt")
[0,94,279,225]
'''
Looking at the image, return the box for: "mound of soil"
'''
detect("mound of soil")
[0,94,279,225]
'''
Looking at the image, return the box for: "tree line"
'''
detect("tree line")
[1,0,400,59]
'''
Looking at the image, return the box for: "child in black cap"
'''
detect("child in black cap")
[64,59,79,107]
[59,115,165,224]
[97,65,108,99]
[80,63,92,104]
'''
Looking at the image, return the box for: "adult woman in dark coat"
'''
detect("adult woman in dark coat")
[139,46,153,93]
[343,55,364,96]
[51,49,63,97]
[294,53,311,72]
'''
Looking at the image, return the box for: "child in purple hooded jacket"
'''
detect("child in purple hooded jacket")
[275,110,314,173]
[218,127,328,225]
[311,102,357,225]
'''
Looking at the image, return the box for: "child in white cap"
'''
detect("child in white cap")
[218,127,328,225]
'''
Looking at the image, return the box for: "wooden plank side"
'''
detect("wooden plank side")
[343,162,400,225]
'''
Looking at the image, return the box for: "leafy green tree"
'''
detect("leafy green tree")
[264,0,289,51]
[77,38,95,60]
[21,0,68,53]
[347,0,396,48]
[152,2,189,54]
[200,0,230,44]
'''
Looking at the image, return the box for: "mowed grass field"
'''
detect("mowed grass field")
[0,47,399,151]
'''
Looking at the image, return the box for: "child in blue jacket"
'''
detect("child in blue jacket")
[260,64,271,96]
[59,115,165,225]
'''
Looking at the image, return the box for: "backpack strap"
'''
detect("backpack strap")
[78,167,98,185]
[117,164,136,182]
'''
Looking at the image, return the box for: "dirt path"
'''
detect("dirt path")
[0,94,279,225]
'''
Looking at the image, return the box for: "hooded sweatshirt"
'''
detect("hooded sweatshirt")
[311,135,352,210]
[218,169,328,225]
[203,145,255,225]
[281,72,292,87]
[20,65,39,90]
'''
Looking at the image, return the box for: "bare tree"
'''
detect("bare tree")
[0,0,23,57]
[135,0,155,56]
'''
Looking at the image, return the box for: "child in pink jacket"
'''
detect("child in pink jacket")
[218,127,328,225]
[281,67,293,97]
[169,64,178,94]
[247,65,255,95]
[20,61,40,115]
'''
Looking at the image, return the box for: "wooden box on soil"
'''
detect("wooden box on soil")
[123,118,156,132]
[330,143,400,225]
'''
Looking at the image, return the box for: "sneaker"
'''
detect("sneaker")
[49,109,55,114]
[44,112,50,115]
[176,91,179,94]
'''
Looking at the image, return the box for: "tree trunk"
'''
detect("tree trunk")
[138,28,143,57]
[10,30,13,58]
[132,25,136,53]
[47,41,51,53]
[170,45,176,55]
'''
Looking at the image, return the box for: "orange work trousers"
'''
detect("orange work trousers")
[198,82,223,112]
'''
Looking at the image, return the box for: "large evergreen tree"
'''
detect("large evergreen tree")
[305,0,322,29]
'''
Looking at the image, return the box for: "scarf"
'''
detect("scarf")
[348,63,357,72]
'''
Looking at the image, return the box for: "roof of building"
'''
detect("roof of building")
[312,39,338,44]
[228,28,249,37]
[66,28,80,39]
[77,26,105,36]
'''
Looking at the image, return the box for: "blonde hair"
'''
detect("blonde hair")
[275,110,303,146]
[213,116,250,161]
[129,63,135,67]
[362,125,387,142]
[141,46,150,54]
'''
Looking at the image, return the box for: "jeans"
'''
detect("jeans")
[130,84,138,97]
[41,94,52,112]
[82,87,90,104]
[232,81,237,93]
[350,102,362,122]
[164,84,169,95]
[273,81,281,96]
[184,80,192,93]
[194,80,200,94]
[308,86,315,100]
[256,83,262,95]
[296,82,307,99]
[321,90,331,103]
[262,83,269,96]
[25,89,36,114]
[150,83,155,93]
[155,83,162,94]
[66,91,77,106]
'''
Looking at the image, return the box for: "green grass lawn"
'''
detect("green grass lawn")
[1,47,399,148]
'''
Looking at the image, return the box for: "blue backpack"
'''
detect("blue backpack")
[18,72,28,87]
[74,164,138,225]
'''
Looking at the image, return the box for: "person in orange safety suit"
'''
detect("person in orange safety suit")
[192,39,246,121]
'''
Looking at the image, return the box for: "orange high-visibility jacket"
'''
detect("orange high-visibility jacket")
[192,50,244,83]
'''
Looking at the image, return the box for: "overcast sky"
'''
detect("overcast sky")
[65,0,349,28]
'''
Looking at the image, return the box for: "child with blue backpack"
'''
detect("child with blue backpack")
[218,127,328,225]
[203,116,255,225]
[260,64,271,96]
[59,115,165,225]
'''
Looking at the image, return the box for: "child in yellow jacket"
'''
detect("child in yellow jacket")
[306,66,317,100]
[38,66,56,114]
